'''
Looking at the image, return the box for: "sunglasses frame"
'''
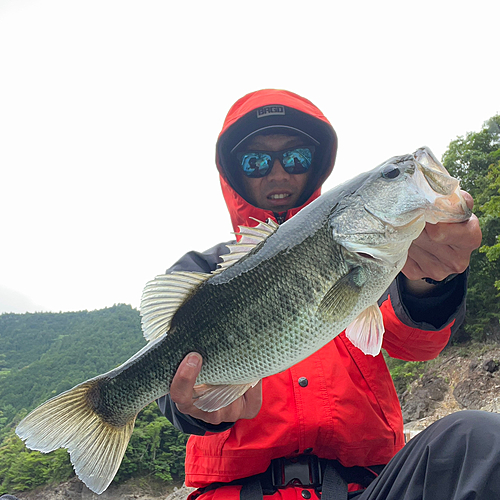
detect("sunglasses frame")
[235,146,315,178]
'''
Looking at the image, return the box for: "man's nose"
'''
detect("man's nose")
[267,159,288,180]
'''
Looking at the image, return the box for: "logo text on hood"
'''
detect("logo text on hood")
[257,105,285,118]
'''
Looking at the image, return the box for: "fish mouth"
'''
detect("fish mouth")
[430,188,472,223]
[413,148,471,224]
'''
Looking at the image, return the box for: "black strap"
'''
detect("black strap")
[201,457,383,500]
[321,461,348,500]
[240,477,264,500]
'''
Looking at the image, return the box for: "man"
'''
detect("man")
[159,89,497,499]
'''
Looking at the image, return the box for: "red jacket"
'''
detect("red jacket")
[160,90,462,493]
[184,310,452,488]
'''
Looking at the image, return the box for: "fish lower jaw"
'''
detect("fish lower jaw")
[427,195,471,223]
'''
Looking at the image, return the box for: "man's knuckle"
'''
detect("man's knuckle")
[170,389,190,406]
[207,415,222,425]
[450,261,466,274]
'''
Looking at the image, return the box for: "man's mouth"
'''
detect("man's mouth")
[268,193,292,200]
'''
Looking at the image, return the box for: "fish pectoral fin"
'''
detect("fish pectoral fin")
[345,303,385,356]
[192,381,260,412]
[15,379,136,494]
[318,266,366,322]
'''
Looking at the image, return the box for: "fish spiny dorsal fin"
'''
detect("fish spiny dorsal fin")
[214,218,279,273]
[140,271,210,342]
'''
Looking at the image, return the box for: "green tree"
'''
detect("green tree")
[443,115,500,341]
[0,433,73,494]
[478,161,500,270]
[114,404,188,484]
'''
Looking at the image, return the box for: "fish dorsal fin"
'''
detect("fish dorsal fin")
[215,218,279,273]
[140,271,211,342]
[345,303,385,356]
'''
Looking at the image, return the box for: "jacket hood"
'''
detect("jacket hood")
[216,89,337,232]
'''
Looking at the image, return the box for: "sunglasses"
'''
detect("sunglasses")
[236,146,315,178]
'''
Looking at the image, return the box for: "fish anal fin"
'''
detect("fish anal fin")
[192,381,260,412]
[345,303,385,356]
[16,380,136,494]
[318,266,366,322]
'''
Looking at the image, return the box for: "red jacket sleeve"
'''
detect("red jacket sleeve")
[380,272,468,361]
[381,295,453,361]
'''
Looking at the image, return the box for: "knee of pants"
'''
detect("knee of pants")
[422,410,500,455]
[431,410,500,432]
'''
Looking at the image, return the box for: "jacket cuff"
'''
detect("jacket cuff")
[388,270,468,335]
[157,395,235,436]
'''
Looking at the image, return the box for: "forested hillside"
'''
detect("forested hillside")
[0,305,145,434]
[0,305,188,494]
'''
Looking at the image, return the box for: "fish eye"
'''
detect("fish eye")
[382,166,401,179]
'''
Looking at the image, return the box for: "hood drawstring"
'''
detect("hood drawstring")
[275,213,287,225]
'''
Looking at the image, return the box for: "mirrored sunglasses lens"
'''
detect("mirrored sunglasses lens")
[240,153,271,177]
[282,148,313,174]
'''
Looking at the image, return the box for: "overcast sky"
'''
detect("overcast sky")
[0,0,498,315]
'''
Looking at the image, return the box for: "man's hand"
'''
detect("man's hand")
[402,191,482,293]
[169,353,262,425]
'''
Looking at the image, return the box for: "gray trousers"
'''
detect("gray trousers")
[356,410,500,499]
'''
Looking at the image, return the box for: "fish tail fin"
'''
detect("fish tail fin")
[16,380,136,494]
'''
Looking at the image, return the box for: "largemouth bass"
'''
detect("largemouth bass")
[16,147,470,494]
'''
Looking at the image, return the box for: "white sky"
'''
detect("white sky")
[0,0,498,315]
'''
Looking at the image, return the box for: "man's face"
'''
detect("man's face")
[238,134,311,212]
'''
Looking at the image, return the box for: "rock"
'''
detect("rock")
[469,360,478,371]
[400,374,448,423]
[453,370,499,410]
[165,484,196,500]
[480,397,500,413]
[13,477,182,500]
[403,419,428,442]
[482,359,499,373]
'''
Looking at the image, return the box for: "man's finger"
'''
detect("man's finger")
[240,380,263,419]
[461,190,474,210]
[170,352,202,409]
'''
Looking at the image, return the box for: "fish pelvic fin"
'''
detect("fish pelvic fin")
[345,303,385,356]
[192,381,260,412]
[16,381,136,495]
[141,271,211,342]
